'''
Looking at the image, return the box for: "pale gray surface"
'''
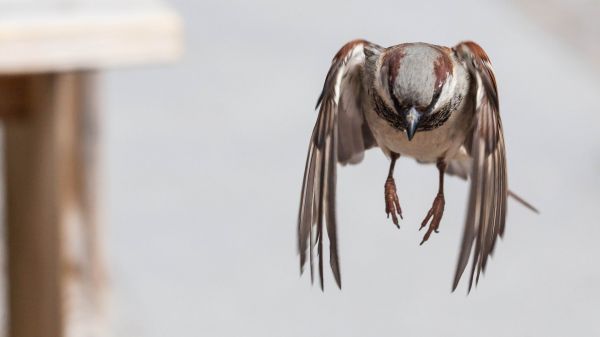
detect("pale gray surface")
[102,0,600,336]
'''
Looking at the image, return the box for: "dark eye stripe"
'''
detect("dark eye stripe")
[372,91,463,133]
[373,92,406,131]
[419,94,463,131]
[426,88,443,113]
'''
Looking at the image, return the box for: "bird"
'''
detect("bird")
[297,39,537,292]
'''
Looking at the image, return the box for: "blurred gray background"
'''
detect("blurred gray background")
[102,0,600,336]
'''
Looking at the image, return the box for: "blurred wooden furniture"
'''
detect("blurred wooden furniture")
[0,2,182,337]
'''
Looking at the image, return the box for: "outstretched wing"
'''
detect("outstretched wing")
[452,41,508,292]
[298,39,378,289]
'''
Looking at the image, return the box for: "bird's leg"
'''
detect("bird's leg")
[419,160,446,245]
[384,152,402,228]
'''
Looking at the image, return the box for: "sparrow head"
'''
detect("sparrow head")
[378,43,456,141]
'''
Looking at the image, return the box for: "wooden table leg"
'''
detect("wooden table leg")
[2,72,106,337]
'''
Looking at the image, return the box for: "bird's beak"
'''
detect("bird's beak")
[405,107,421,141]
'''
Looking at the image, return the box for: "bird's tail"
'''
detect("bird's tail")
[508,190,539,213]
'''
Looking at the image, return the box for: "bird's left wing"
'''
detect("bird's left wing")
[452,41,507,292]
[298,39,379,289]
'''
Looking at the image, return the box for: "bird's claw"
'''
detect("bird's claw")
[419,193,445,245]
[384,177,403,228]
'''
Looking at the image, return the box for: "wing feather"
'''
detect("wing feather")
[298,40,378,289]
[452,41,508,291]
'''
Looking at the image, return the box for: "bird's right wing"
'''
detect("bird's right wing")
[298,39,379,289]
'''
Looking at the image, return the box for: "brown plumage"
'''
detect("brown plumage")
[297,40,537,291]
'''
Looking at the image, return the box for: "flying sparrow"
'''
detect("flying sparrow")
[297,40,537,291]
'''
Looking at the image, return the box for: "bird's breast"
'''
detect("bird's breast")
[365,91,471,163]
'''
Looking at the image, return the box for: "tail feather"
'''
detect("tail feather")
[508,190,539,213]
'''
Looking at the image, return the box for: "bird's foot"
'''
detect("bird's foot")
[384,176,403,228]
[419,193,445,245]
